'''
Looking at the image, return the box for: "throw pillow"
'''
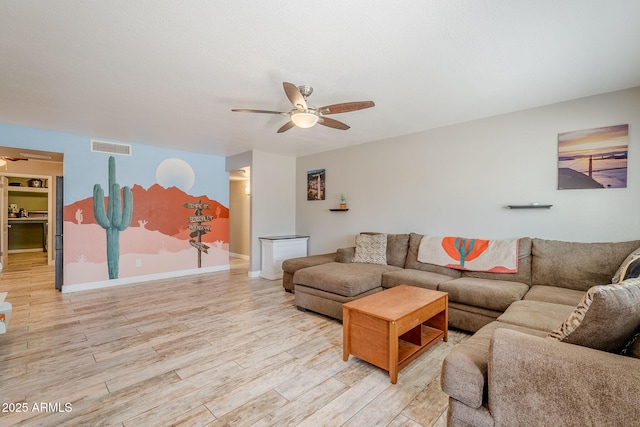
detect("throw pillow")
[621,330,640,359]
[548,278,640,352]
[629,335,640,359]
[353,233,387,265]
[612,247,640,283]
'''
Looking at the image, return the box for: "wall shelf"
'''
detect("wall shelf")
[329,208,349,212]
[8,186,48,195]
[507,204,553,209]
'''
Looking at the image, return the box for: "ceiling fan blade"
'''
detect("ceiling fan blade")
[231,109,287,115]
[318,117,350,130]
[277,121,296,133]
[318,101,375,115]
[283,82,307,109]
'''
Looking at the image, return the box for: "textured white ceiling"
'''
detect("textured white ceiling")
[1,1,640,158]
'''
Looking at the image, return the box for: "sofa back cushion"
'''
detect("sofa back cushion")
[548,278,640,352]
[336,246,355,263]
[404,233,462,279]
[532,239,640,291]
[462,237,532,285]
[385,233,411,267]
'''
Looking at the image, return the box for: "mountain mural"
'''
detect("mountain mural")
[64,184,229,243]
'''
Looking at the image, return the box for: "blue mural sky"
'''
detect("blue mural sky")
[0,123,229,205]
[70,145,228,204]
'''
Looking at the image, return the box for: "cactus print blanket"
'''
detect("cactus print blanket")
[417,235,518,273]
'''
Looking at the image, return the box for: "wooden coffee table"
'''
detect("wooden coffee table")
[342,285,448,384]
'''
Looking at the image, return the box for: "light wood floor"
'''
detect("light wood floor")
[0,252,468,427]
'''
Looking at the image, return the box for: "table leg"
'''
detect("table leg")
[389,320,398,384]
[443,296,449,342]
[342,307,350,361]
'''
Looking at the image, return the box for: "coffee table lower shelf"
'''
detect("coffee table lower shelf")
[398,325,444,369]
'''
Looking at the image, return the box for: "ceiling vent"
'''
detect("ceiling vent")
[91,139,132,156]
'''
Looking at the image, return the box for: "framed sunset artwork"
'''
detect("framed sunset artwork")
[558,124,628,189]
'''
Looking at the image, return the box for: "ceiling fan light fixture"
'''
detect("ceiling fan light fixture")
[291,111,319,128]
[232,82,373,133]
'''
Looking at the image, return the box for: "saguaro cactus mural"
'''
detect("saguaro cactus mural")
[93,156,133,279]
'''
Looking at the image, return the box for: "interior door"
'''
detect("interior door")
[0,176,8,269]
[55,175,63,290]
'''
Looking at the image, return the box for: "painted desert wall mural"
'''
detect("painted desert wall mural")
[63,155,229,285]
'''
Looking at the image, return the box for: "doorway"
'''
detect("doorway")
[228,167,250,263]
[0,147,64,273]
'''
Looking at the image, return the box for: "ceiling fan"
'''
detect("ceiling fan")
[0,156,27,169]
[232,82,375,133]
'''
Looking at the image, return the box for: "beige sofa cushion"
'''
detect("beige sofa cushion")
[531,238,640,291]
[522,285,585,306]
[488,328,640,427]
[384,233,410,267]
[438,277,529,312]
[336,246,355,263]
[381,268,452,290]
[293,262,400,297]
[497,300,575,332]
[282,253,336,274]
[548,278,640,352]
[441,321,547,409]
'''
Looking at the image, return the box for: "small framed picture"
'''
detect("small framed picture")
[307,169,325,200]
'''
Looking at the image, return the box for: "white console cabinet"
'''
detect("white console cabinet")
[259,235,309,280]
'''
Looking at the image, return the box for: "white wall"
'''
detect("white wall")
[250,150,296,273]
[297,87,640,254]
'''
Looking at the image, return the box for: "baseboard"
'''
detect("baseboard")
[8,248,44,254]
[61,264,231,293]
[247,270,261,278]
[230,252,250,260]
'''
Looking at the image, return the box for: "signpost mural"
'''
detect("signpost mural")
[184,200,212,268]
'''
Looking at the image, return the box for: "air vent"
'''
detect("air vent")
[91,139,132,156]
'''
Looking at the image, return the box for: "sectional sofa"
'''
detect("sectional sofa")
[282,232,640,426]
